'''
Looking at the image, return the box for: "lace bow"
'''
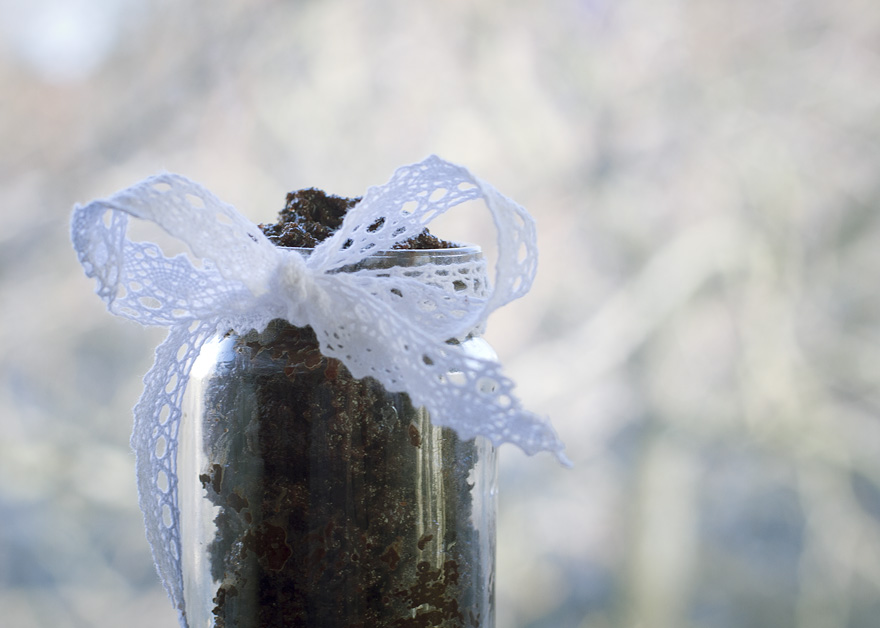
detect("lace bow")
[71,155,567,624]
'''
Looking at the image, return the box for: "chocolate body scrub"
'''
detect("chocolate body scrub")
[178,189,497,627]
[71,156,565,628]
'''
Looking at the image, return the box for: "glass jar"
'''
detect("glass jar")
[179,247,497,628]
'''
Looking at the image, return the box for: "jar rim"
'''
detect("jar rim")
[280,244,481,255]
[281,244,483,269]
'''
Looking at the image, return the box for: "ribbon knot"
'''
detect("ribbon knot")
[71,156,568,627]
[272,248,326,326]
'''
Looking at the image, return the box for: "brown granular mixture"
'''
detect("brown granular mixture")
[259,188,455,250]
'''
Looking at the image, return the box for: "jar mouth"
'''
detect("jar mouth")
[281,244,483,268]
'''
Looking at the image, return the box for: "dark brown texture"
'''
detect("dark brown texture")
[200,322,484,627]
[258,187,455,249]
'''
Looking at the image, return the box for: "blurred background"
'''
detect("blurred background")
[2,0,880,626]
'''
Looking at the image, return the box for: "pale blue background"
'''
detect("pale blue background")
[1,1,879,626]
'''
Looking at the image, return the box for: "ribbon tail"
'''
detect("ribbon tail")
[307,275,569,464]
[130,321,216,628]
[412,335,569,463]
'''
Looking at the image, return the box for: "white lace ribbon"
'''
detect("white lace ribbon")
[71,155,567,625]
